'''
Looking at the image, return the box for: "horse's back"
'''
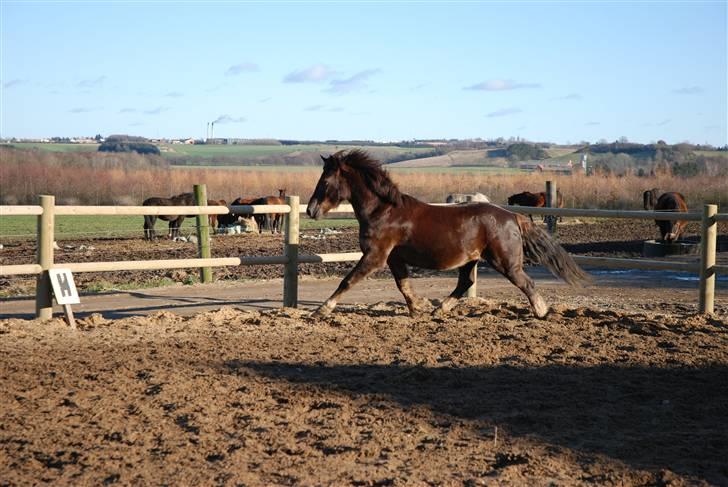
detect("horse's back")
[508,191,542,207]
[656,192,688,212]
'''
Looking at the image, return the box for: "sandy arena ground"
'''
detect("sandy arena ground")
[1,280,727,486]
[1,220,727,485]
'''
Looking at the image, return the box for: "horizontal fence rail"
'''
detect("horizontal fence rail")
[500,205,704,221]
[0,206,43,216]
[0,186,724,318]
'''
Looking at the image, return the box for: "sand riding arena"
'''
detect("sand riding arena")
[1,221,727,485]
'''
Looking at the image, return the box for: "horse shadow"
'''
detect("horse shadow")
[217,359,728,484]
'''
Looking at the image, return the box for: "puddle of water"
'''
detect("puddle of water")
[589,268,728,283]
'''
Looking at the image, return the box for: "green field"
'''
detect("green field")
[5,143,100,152]
[0,214,357,240]
[170,164,523,174]
[170,164,320,172]
[161,143,432,159]
[388,165,525,174]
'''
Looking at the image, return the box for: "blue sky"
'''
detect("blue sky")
[1,1,726,145]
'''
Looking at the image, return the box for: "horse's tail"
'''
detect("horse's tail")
[516,215,590,286]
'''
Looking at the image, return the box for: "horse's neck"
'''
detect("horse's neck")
[347,179,390,224]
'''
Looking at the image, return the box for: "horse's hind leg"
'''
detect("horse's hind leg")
[387,254,430,316]
[485,251,549,319]
[436,260,478,315]
[144,215,156,240]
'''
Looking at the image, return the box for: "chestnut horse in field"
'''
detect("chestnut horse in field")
[654,192,688,242]
[306,150,589,318]
[507,190,564,222]
[251,189,287,234]
[206,199,228,233]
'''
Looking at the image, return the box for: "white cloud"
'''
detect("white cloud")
[556,93,582,100]
[2,79,28,89]
[672,86,703,95]
[284,64,335,83]
[325,69,380,94]
[76,76,106,89]
[144,106,169,115]
[486,107,522,117]
[465,79,541,91]
[225,63,259,76]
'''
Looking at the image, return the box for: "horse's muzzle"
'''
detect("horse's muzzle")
[306,201,321,220]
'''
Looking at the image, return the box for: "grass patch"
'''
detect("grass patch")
[3,143,100,153]
[0,214,358,240]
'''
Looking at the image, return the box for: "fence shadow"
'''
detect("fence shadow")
[220,360,728,484]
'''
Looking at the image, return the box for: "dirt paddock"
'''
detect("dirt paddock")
[2,286,727,486]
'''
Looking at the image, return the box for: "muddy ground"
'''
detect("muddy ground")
[1,219,726,297]
[1,292,727,486]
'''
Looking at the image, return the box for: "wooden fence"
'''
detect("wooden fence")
[1,187,725,319]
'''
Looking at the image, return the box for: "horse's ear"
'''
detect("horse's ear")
[320,155,328,162]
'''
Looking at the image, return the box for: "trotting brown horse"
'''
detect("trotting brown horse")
[306,150,589,318]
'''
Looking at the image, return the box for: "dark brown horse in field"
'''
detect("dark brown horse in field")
[142,193,226,240]
[251,189,287,234]
[642,188,660,211]
[219,196,257,228]
[507,190,564,222]
[306,150,588,318]
[654,192,688,242]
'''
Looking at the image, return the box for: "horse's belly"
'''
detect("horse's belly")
[394,245,479,271]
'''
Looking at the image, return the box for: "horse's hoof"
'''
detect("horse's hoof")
[431,307,449,318]
[311,305,333,318]
[408,308,425,319]
[532,295,550,319]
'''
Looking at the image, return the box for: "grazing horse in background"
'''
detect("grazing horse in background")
[446,192,490,204]
[219,196,257,228]
[507,190,564,222]
[654,192,688,242]
[143,192,194,240]
[206,199,227,233]
[306,150,589,318]
[642,188,660,210]
[251,189,287,234]
[142,193,226,240]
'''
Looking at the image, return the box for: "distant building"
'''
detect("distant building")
[518,160,573,175]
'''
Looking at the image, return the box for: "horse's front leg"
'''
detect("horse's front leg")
[388,254,431,317]
[313,249,390,317]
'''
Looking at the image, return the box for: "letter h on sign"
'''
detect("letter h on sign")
[48,269,80,305]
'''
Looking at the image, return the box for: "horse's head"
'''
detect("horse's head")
[278,188,287,198]
[507,195,515,205]
[307,154,350,219]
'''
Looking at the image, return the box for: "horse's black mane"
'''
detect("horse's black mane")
[331,149,404,206]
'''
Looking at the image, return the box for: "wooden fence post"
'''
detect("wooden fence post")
[545,180,558,235]
[698,204,717,314]
[193,184,212,283]
[283,196,300,307]
[36,195,55,320]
